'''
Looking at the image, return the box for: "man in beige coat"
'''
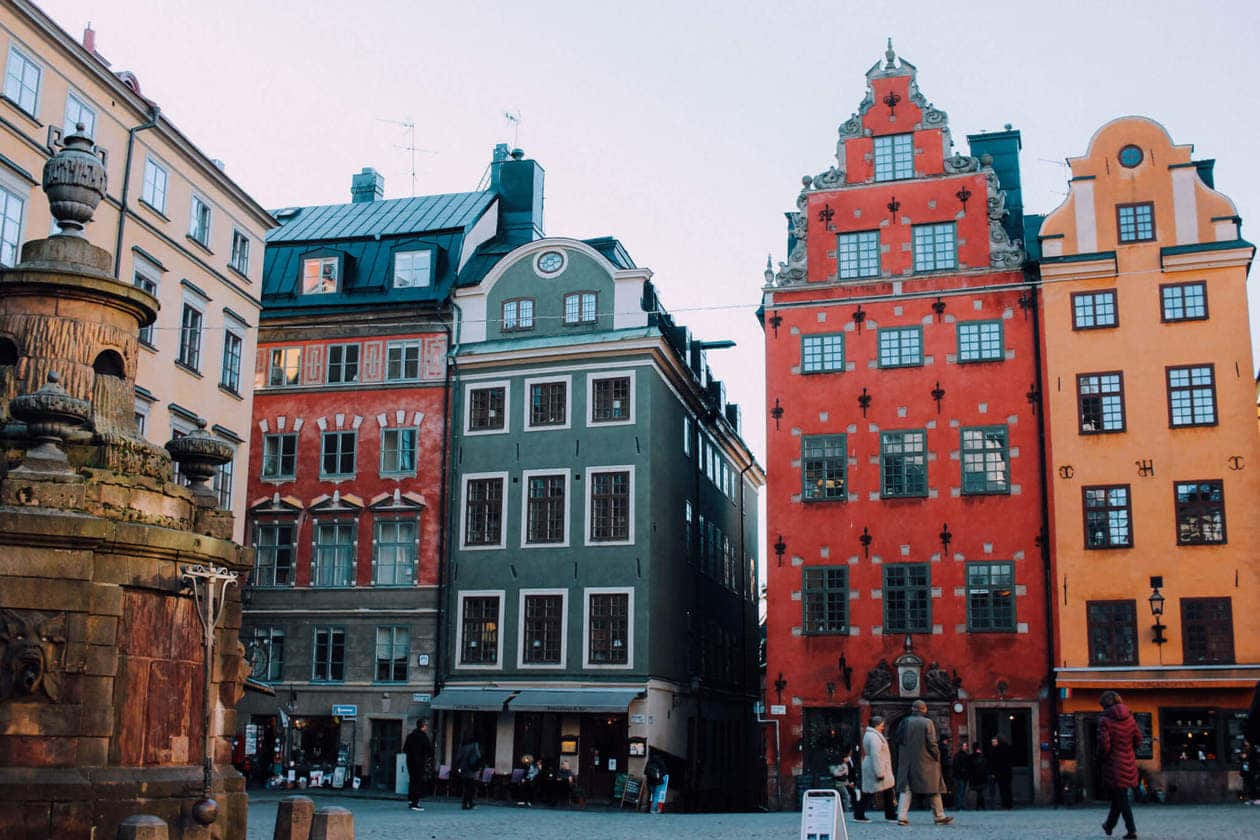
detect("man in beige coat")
[894,700,953,825]
[861,716,898,821]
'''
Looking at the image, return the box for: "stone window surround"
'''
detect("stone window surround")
[517,588,569,670]
[459,471,508,551]
[584,465,635,546]
[519,467,571,549]
[585,369,636,427]
[582,586,634,670]
[454,589,505,671]
[463,380,510,436]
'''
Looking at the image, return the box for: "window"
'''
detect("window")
[1,185,25,268]
[177,304,203,370]
[802,334,844,373]
[1167,364,1216,427]
[528,379,567,427]
[326,343,360,384]
[247,626,284,682]
[460,595,500,665]
[1174,480,1225,545]
[64,90,95,138]
[380,428,416,475]
[230,230,250,274]
[1072,290,1117,329]
[320,431,356,478]
[393,250,431,288]
[188,196,212,247]
[802,567,848,634]
[141,157,167,213]
[213,456,234,509]
[467,385,506,432]
[503,298,535,331]
[525,473,566,544]
[1161,282,1207,322]
[4,46,41,115]
[302,257,338,294]
[966,562,1015,632]
[312,627,346,681]
[682,416,692,457]
[1078,373,1125,433]
[837,231,880,278]
[591,375,631,422]
[1160,708,1226,769]
[563,291,597,325]
[262,433,297,480]
[1084,485,1132,548]
[957,320,1002,362]
[587,591,629,665]
[312,521,355,586]
[254,523,294,586]
[884,564,930,633]
[880,430,927,498]
[961,426,1009,494]
[1086,600,1137,666]
[1181,598,1234,665]
[373,519,416,585]
[463,476,505,547]
[589,469,631,542]
[386,340,420,381]
[375,626,409,682]
[912,222,956,272]
[802,434,846,501]
[1117,202,1155,243]
[267,347,302,387]
[220,329,243,393]
[133,269,158,344]
[873,133,913,181]
[878,327,922,368]
[522,593,564,665]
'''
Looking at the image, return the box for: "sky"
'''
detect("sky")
[41,0,1260,583]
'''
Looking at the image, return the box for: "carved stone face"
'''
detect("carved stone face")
[0,610,66,703]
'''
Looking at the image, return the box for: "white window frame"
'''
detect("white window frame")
[188,194,212,247]
[454,589,505,671]
[230,229,251,275]
[459,470,509,551]
[302,256,339,294]
[0,179,27,269]
[220,325,243,393]
[519,467,572,549]
[63,89,95,138]
[379,426,418,476]
[4,44,41,117]
[462,380,511,436]
[682,415,692,457]
[177,299,204,372]
[584,464,635,546]
[585,370,636,427]
[393,249,432,288]
[141,155,168,213]
[582,586,634,670]
[385,339,422,382]
[517,588,569,670]
[267,347,302,388]
[134,398,150,438]
[213,446,236,510]
[523,374,572,432]
[131,253,162,346]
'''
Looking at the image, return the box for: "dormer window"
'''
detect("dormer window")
[563,292,597,325]
[303,257,339,294]
[393,250,432,288]
[874,133,914,181]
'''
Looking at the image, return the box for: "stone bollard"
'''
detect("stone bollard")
[117,815,168,840]
[273,795,316,840]
[310,806,354,840]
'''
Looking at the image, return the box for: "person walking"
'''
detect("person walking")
[951,740,971,810]
[862,715,898,822]
[402,718,434,811]
[968,741,988,810]
[453,733,484,810]
[894,700,953,826]
[1098,690,1140,839]
[989,735,1014,809]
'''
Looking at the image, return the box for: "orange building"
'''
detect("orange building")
[1037,116,1259,802]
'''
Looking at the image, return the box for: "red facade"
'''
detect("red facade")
[761,47,1052,805]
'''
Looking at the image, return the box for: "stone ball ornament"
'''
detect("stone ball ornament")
[191,797,219,825]
[42,122,107,237]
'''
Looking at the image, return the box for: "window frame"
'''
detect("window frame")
[880,429,928,499]
[912,222,957,273]
[455,590,504,669]
[141,155,168,214]
[253,521,296,587]
[502,297,536,332]
[873,133,914,182]
[1086,599,1138,666]
[1077,372,1126,434]
[956,319,1004,363]
[562,291,598,326]
[877,326,923,368]
[1166,364,1217,428]
[311,519,356,587]
[301,256,339,295]
[63,89,96,138]
[230,229,250,275]
[325,342,360,385]
[518,588,568,669]
[1174,479,1226,546]
[385,339,422,383]
[319,430,357,480]
[4,44,42,117]
[587,370,636,426]
[965,561,1016,632]
[1071,289,1118,330]
[379,426,417,476]
[188,194,213,248]
[374,625,410,683]
[132,262,159,346]
[464,381,509,435]
[372,516,417,586]
[960,425,1010,495]
[802,434,847,502]
[266,347,302,388]
[177,303,204,371]
[1160,281,1208,323]
[220,328,243,394]
[1083,484,1133,549]
[0,181,25,269]
[585,465,635,546]
[801,333,845,374]
[520,468,571,548]
[248,625,285,682]
[1180,597,1234,665]
[392,249,433,289]
[524,374,571,431]
[261,432,297,481]
[883,563,931,634]
[583,586,633,669]
[836,230,881,279]
[1116,202,1155,243]
[213,452,235,510]
[311,625,347,682]
[460,472,508,550]
[801,566,849,635]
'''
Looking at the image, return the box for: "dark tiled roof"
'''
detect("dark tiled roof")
[267,191,495,243]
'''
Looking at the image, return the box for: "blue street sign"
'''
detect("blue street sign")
[331,704,357,718]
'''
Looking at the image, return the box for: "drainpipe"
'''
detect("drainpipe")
[432,299,462,763]
[113,104,162,279]
[737,459,755,805]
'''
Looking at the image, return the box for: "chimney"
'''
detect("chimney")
[489,145,544,243]
[82,22,110,66]
[351,167,384,203]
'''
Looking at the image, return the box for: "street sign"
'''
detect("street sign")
[331,704,357,718]
[411,693,431,703]
[800,788,847,840]
[770,704,787,715]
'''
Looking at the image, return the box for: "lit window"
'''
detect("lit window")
[802,434,846,501]
[177,304,203,370]
[302,257,338,294]
[912,222,956,272]
[801,334,844,373]
[393,250,431,288]
[1084,485,1131,549]
[0,184,25,268]
[873,133,913,181]
[64,91,95,138]
[3,46,41,116]
[957,320,1003,363]
[188,196,212,246]
[1161,282,1207,322]
[141,157,167,213]
[836,231,880,278]
[877,327,922,368]
[1072,290,1117,329]
[563,291,597,325]
[1117,203,1155,243]
[1167,365,1216,427]
[460,596,500,665]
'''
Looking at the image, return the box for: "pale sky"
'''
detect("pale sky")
[42,0,1260,582]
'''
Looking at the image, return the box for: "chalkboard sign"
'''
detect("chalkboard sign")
[620,774,644,809]
[1133,712,1153,760]
[1227,710,1249,768]
[1056,714,1077,758]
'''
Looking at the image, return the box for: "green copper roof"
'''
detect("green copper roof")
[267,191,495,243]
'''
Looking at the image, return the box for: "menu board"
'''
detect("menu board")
[1056,714,1077,758]
[1133,712,1153,760]
[1227,710,1249,768]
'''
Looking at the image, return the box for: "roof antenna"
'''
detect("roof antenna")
[375,117,436,197]
[503,109,522,147]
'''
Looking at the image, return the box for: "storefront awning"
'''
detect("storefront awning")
[430,688,515,711]
[1056,665,1260,689]
[507,688,643,713]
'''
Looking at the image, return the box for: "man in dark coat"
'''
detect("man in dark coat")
[951,740,972,810]
[894,700,953,825]
[453,733,484,810]
[968,741,989,809]
[403,719,433,811]
[989,735,1014,809]
[1098,690,1140,839]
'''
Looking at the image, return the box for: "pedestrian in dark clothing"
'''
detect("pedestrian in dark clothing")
[403,719,434,811]
[894,700,953,825]
[989,735,1014,809]
[969,741,989,810]
[1098,690,1140,839]
[843,747,868,822]
[453,734,484,810]
[952,741,972,810]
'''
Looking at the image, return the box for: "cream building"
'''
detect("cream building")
[1,0,274,540]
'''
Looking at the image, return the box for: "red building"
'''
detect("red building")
[760,43,1052,806]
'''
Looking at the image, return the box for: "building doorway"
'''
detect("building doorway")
[514,711,562,770]
[369,719,403,791]
[977,707,1034,804]
[579,714,627,801]
[802,707,861,780]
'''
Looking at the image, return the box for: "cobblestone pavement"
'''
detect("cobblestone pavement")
[245,792,1259,840]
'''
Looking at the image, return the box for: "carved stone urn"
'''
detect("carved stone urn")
[42,122,107,237]
[166,419,233,506]
[8,370,89,473]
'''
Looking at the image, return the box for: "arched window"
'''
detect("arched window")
[92,349,125,378]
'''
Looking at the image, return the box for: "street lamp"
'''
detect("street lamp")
[1148,575,1167,645]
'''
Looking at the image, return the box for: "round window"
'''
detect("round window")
[537,250,565,274]
[1118,145,1143,168]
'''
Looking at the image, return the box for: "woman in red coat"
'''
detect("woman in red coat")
[1098,691,1140,839]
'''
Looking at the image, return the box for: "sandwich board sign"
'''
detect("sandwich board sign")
[800,788,847,840]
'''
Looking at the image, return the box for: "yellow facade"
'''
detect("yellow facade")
[1,1,274,540]
[1038,116,1259,800]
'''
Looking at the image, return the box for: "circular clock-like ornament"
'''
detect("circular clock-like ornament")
[1118,145,1143,168]
[901,670,919,692]
[537,250,565,274]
